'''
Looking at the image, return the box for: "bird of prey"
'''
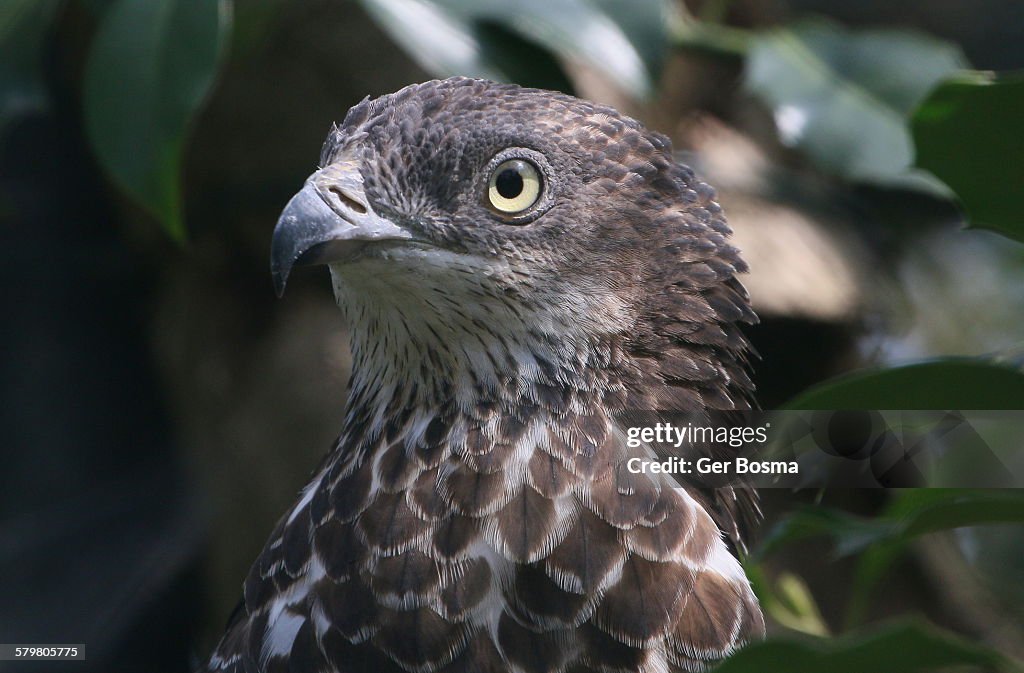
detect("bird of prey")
[204,77,763,673]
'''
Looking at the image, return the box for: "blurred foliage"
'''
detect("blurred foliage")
[758,490,1024,571]
[913,72,1024,243]
[83,0,231,241]
[0,0,63,135]
[3,0,1022,670]
[785,360,1024,410]
[745,566,830,636]
[714,618,1021,673]
[874,231,1024,361]
[744,19,966,186]
[356,0,671,98]
[754,490,1024,635]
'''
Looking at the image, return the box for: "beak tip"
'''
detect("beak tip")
[270,167,411,297]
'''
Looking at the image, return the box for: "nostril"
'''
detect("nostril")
[328,186,367,214]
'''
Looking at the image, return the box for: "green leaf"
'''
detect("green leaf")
[83,0,231,241]
[887,489,1024,537]
[756,491,1024,627]
[750,567,830,636]
[912,72,1024,243]
[712,619,1020,673]
[785,359,1024,410]
[759,491,1024,560]
[0,0,63,137]
[755,507,895,561]
[356,0,670,98]
[848,490,1024,627]
[588,0,673,82]
[744,19,967,183]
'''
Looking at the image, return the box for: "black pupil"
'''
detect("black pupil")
[495,166,524,199]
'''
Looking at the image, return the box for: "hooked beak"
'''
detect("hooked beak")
[270,161,412,297]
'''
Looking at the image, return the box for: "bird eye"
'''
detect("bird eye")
[487,159,542,214]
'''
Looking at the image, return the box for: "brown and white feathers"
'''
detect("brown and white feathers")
[204,77,763,673]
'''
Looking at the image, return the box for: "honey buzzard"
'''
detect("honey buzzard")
[204,77,763,673]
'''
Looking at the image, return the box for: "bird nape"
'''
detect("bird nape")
[205,77,763,673]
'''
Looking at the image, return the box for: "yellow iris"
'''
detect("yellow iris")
[487,159,542,214]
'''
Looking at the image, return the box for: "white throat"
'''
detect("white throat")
[328,246,632,421]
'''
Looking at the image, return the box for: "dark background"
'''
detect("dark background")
[1,1,1022,671]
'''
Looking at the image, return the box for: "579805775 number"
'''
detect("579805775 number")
[1,645,85,661]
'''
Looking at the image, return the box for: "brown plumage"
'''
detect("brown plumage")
[203,77,763,673]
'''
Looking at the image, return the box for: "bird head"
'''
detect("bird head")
[271,78,754,410]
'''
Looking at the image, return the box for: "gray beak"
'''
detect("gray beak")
[270,161,412,296]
